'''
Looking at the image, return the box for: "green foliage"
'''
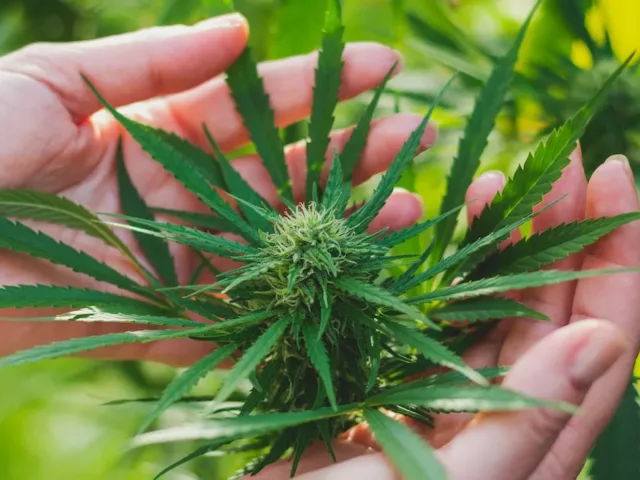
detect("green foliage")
[364,407,448,480]
[0,2,635,479]
[305,0,345,200]
[225,47,292,202]
[431,0,541,264]
[116,139,178,286]
[591,380,640,479]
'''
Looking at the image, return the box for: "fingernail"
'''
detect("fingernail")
[569,323,627,389]
[605,154,635,188]
[392,188,425,219]
[195,13,247,30]
[392,49,406,74]
[479,170,507,188]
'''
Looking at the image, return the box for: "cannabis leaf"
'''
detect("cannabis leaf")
[364,408,449,480]
[348,74,456,232]
[0,326,216,368]
[213,316,291,405]
[464,56,633,245]
[410,268,638,304]
[367,384,576,413]
[472,212,640,277]
[83,77,260,244]
[431,0,541,264]
[383,320,487,385]
[137,343,238,434]
[432,297,548,323]
[302,321,337,410]
[225,48,292,201]
[116,139,178,286]
[305,0,345,201]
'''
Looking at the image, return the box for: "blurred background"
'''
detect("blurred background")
[0,0,638,479]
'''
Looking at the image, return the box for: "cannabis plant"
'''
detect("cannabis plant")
[0,1,635,479]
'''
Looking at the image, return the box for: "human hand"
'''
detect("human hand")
[0,13,435,365]
[251,151,640,479]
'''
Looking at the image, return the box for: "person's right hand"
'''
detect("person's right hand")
[0,13,434,365]
[251,151,640,480]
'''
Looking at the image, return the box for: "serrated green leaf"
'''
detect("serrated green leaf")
[383,320,487,385]
[150,207,240,234]
[0,189,138,264]
[473,212,640,277]
[409,268,639,305]
[364,408,449,480]
[396,198,561,294]
[464,56,633,246]
[590,379,640,480]
[225,48,292,201]
[0,325,215,368]
[116,139,178,286]
[105,215,255,258]
[376,205,464,249]
[154,442,226,480]
[341,65,396,180]
[431,1,540,263]
[334,278,438,329]
[203,125,274,232]
[0,285,161,311]
[0,217,146,295]
[302,322,337,410]
[83,77,260,244]
[134,403,358,447]
[432,297,548,322]
[55,309,205,328]
[213,316,291,405]
[138,343,238,435]
[322,151,349,215]
[347,74,456,232]
[367,384,576,413]
[305,0,345,201]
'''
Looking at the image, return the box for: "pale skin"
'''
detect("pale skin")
[0,12,638,480]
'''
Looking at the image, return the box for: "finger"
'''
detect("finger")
[466,170,506,223]
[502,148,587,363]
[532,155,640,478]
[438,320,626,480]
[0,14,249,121]
[366,189,424,234]
[164,42,402,152]
[231,113,436,205]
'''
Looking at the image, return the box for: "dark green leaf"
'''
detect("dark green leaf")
[305,0,345,201]
[364,408,449,480]
[0,326,216,368]
[410,268,639,305]
[473,212,640,277]
[367,385,576,413]
[116,139,178,286]
[348,74,456,232]
[83,77,259,244]
[138,343,238,434]
[203,125,274,232]
[334,278,438,329]
[225,48,292,201]
[384,320,487,385]
[0,217,144,294]
[302,322,337,410]
[431,1,540,263]
[432,297,548,322]
[214,316,291,404]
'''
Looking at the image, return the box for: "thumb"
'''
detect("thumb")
[438,320,626,480]
[0,13,248,122]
